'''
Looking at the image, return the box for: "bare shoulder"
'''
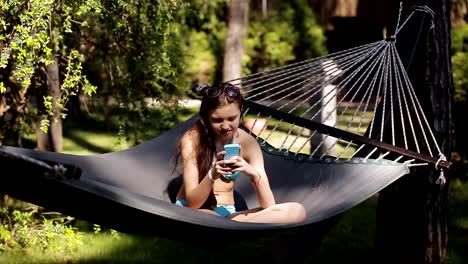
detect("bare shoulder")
[238,129,262,155]
[180,128,198,145]
[238,129,258,144]
[180,129,199,157]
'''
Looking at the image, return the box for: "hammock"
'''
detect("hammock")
[0,7,450,240]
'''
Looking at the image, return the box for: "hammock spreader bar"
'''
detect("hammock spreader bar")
[244,100,451,169]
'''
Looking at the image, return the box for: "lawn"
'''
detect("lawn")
[1,102,467,264]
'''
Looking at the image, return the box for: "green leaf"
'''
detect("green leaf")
[40,118,50,133]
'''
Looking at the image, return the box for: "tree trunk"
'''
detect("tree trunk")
[36,52,63,152]
[374,1,453,263]
[48,52,63,152]
[223,0,250,82]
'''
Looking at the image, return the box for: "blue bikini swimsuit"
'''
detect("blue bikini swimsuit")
[175,199,236,218]
[175,139,238,218]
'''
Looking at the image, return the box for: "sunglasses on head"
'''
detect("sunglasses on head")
[204,83,240,98]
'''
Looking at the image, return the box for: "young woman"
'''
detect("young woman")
[173,82,306,224]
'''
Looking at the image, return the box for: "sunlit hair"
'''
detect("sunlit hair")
[173,82,243,209]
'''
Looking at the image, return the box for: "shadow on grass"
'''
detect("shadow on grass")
[63,130,114,154]
[6,174,466,264]
[72,218,340,264]
[54,199,384,264]
[59,105,190,154]
[8,195,378,264]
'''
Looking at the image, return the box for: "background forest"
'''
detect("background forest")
[0,0,467,263]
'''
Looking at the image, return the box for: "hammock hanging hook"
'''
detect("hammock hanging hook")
[435,153,447,185]
[394,4,435,37]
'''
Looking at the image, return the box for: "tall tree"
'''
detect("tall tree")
[223,0,250,82]
[0,0,100,150]
[38,30,62,152]
[374,1,453,263]
[0,0,186,150]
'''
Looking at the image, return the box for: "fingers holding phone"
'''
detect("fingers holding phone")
[221,144,241,180]
[213,150,235,177]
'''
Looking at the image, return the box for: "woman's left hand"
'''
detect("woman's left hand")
[229,155,259,181]
[218,145,260,182]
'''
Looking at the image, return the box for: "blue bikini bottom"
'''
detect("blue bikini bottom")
[175,199,236,218]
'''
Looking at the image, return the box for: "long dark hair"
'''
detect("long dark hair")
[173,82,243,209]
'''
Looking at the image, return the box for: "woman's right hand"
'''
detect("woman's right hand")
[213,151,236,178]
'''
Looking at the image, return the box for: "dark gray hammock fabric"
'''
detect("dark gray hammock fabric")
[0,114,409,239]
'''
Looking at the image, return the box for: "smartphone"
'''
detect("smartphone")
[222,143,240,181]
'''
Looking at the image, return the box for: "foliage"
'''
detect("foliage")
[452,52,468,103]
[0,0,188,146]
[450,25,468,179]
[81,0,188,146]
[244,0,327,75]
[451,25,468,103]
[0,206,83,255]
[0,0,327,146]
[178,0,228,85]
[0,0,100,143]
[179,0,327,84]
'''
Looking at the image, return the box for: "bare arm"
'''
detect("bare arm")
[245,140,276,208]
[230,135,275,208]
[180,134,215,209]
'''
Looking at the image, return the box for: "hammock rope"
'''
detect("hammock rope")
[224,7,450,169]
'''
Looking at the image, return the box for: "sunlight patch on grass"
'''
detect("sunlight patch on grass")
[70,233,147,262]
[0,233,133,264]
[257,128,312,154]
[62,130,128,155]
[178,106,199,122]
[255,127,357,158]
[23,129,129,156]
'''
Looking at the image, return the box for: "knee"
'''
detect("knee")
[286,202,306,223]
[275,202,306,223]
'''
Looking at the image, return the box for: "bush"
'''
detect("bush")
[0,203,83,255]
[451,25,468,180]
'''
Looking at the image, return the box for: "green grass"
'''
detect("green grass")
[0,233,189,264]
[0,232,254,263]
[5,183,467,264]
[3,103,468,263]
[5,189,456,264]
[447,179,468,264]
[21,105,200,155]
